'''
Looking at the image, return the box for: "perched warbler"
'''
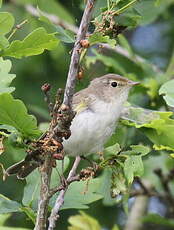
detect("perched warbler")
[6,73,139,178]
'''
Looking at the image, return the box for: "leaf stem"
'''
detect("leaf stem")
[7,19,28,41]
[114,0,138,15]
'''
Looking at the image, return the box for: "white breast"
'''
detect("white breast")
[63,99,124,156]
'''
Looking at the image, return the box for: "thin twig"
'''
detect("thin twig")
[48,156,81,230]
[25,4,78,34]
[63,0,96,107]
[154,168,174,216]
[7,19,28,40]
[22,3,162,75]
[48,175,80,198]
[124,195,148,230]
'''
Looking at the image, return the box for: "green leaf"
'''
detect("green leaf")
[134,0,173,25]
[118,34,134,56]
[0,194,21,214]
[0,214,11,226]
[0,12,14,35]
[104,143,121,157]
[89,32,116,48]
[97,169,115,206]
[127,145,150,156]
[159,79,174,107]
[116,7,141,27]
[22,157,70,209]
[111,166,127,196]
[68,211,101,230]
[112,225,120,230]
[37,0,74,24]
[0,57,15,94]
[0,94,41,139]
[143,214,174,228]
[124,155,144,184]
[50,178,103,210]
[2,27,59,58]
[122,106,174,151]
[0,0,2,8]
[56,25,75,43]
[0,35,9,50]
[20,206,36,224]
[22,170,40,210]
[88,49,127,75]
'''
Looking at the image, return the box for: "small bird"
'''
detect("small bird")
[6,73,139,178]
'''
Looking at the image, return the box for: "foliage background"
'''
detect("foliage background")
[1,0,174,229]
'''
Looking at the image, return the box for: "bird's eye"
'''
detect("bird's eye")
[111,82,118,87]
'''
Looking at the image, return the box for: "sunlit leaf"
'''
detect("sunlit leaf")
[0,94,41,139]
[89,32,116,48]
[0,58,15,94]
[159,79,174,107]
[122,106,174,151]
[124,155,144,184]
[0,35,9,50]
[68,211,101,230]
[0,12,14,35]
[2,27,59,58]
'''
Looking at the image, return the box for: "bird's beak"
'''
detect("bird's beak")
[128,80,140,86]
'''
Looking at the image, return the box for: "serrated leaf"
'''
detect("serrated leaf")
[89,32,116,48]
[0,58,15,94]
[159,79,174,107]
[0,194,21,214]
[128,145,150,156]
[2,27,59,58]
[68,211,101,230]
[56,25,75,43]
[104,143,121,156]
[0,12,14,35]
[121,106,174,151]
[124,155,144,184]
[0,94,41,139]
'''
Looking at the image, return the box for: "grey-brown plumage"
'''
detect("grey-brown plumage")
[5,74,139,178]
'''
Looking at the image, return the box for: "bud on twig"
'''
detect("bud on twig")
[80,39,90,48]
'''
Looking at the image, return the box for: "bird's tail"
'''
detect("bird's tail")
[6,160,39,179]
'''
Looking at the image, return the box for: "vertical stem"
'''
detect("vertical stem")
[34,154,53,230]
[63,0,96,107]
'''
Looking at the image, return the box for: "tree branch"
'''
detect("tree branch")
[62,0,95,106]
[34,154,53,230]
[48,156,81,230]
[124,195,148,230]
[22,3,162,75]
[25,4,78,34]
